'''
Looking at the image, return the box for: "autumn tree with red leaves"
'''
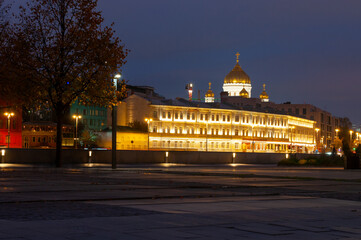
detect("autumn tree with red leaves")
[6,0,128,167]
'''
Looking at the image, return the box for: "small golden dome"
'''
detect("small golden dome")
[205,82,214,97]
[240,88,249,98]
[224,52,251,84]
[259,84,269,99]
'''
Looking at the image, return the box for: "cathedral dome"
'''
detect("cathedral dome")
[205,82,214,98]
[224,63,251,84]
[224,53,250,84]
[239,88,249,98]
[259,84,269,100]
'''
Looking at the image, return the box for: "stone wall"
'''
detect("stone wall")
[0,148,319,165]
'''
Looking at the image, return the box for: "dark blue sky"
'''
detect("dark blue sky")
[13,0,361,123]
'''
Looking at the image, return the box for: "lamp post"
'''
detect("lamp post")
[349,130,353,148]
[72,115,82,149]
[145,118,153,150]
[335,128,339,138]
[4,112,14,148]
[112,73,121,169]
[315,128,320,152]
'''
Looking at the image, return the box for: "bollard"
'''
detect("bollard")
[165,151,169,163]
[1,149,5,164]
[88,151,92,164]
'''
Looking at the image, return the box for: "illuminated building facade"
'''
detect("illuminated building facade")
[121,95,316,153]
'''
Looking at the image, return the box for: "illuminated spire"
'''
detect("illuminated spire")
[236,52,240,63]
[205,82,215,103]
[260,83,269,102]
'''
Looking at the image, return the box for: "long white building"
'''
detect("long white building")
[120,95,316,153]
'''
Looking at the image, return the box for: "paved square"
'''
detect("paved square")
[0,164,360,239]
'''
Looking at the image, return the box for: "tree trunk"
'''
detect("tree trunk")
[55,109,63,168]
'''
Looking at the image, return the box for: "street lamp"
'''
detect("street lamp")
[145,118,153,150]
[335,128,340,138]
[349,130,353,147]
[315,128,320,152]
[4,112,14,148]
[112,73,121,169]
[72,114,82,149]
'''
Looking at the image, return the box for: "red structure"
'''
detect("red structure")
[0,100,22,148]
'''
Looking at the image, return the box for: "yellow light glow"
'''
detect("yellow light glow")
[1,149,5,156]
[4,112,14,117]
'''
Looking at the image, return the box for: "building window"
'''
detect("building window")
[227,115,230,122]
[162,112,166,118]
[199,128,203,134]
[200,114,203,120]
[216,115,219,121]
[212,115,215,121]
[296,108,299,115]
[168,112,171,119]
[153,111,157,118]
[187,113,190,120]
[235,115,239,122]
[180,113,183,119]
[192,113,195,120]
[303,108,306,115]
[222,115,226,122]
[235,129,238,136]
[180,127,183,134]
[83,109,87,115]
[153,126,157,133]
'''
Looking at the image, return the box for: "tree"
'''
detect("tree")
[7,0,128,167]
[80,129,97,148]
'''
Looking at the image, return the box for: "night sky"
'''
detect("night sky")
[13,0,361,123]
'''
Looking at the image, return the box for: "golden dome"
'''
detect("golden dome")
[205,82,214,97]
[240,88,249,98]
[259,84,269,99]
[224,53,251,84]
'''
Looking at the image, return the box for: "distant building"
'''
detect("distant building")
[118,94,316,153]
[70,100,108,131]
[97,126,148,150]
[22,122,74,148]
